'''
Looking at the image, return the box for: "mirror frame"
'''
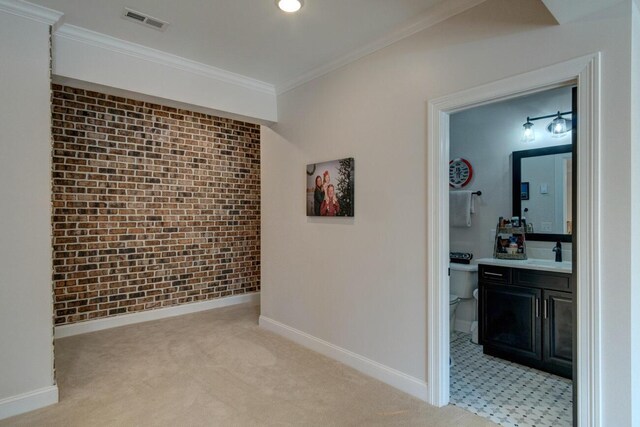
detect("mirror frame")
[512,144,573,242]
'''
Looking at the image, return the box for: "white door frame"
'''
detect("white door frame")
[426,53,601,427]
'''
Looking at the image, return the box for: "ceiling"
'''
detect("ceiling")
[29,0,477,92]
[541,0,625,24]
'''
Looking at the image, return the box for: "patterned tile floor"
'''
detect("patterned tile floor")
[449,332,573,427]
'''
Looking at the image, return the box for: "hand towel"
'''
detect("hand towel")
[450,191,473,227]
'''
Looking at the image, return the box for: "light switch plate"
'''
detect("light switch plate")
[540,183,549,194]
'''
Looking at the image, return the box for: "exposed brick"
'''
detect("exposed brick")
[52,84,260,326]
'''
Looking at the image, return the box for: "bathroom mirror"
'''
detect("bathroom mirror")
[512,144,573,242]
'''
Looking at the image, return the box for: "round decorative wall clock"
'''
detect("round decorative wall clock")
[449,158,473,188]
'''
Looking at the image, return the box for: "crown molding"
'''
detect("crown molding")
[275,0,486,95]
[0,0,63,25]
[54,24,276,96]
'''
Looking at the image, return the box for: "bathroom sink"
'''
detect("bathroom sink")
[476,257,572,273]
[525,259,569,266]
[523,259,572,272]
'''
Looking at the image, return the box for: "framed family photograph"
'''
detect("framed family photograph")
[306,158,354,217]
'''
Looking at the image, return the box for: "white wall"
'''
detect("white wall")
[261,0,636,424]
[0,7,58,419]
[630,0,640,424]
[52,25,278,124]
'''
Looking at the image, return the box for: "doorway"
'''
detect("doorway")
[447,85,574,426]
[426,54,601,427]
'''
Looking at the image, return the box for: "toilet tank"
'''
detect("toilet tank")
[450,263,478,299]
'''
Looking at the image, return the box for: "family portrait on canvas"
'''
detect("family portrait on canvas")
[306,158,354,217]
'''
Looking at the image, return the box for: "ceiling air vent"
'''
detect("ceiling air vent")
[122,7,168,31]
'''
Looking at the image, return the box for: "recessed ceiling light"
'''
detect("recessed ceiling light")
[277,0,303,13]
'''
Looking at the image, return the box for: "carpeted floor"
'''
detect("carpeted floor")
[1,303,496,427]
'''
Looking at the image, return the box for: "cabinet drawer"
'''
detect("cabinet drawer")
[479,265,511,283]
[513,269,571,292]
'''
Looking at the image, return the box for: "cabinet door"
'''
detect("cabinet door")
[481,283,542,360]
[543,290,573,377]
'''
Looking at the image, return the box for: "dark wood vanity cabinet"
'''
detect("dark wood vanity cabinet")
[481,283,542,361]
[479,264,573,378]
[543,290,573,375]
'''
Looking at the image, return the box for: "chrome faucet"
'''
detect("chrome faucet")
[553,241,562,262]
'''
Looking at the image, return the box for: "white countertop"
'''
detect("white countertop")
[476,257,572,274]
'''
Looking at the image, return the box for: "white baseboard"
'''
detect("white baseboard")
[258,316,428,401]
[56,292,260,338]
[454,319,473,334]
[0,385,58,421]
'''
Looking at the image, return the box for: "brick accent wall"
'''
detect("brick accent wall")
[51,84,260,326]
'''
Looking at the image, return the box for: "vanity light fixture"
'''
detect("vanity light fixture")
[521,110,573,142]
[549,112,567,136]
[277,0,303,13]
[522,118,535,142]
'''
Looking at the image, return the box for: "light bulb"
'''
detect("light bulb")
[277,0,302,13]
[550,112,567,137]
[522,119,535,142]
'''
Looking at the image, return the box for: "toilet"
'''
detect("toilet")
[449,294,460,336]
[470,288,479,344]
[449,263,478,336]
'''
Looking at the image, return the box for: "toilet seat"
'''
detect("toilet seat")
[449,294,460,305]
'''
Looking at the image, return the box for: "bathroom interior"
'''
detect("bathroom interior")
[447,85,575,427]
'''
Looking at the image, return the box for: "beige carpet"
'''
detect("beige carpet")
[1,304,496,426]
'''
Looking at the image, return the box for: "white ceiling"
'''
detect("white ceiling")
[29,0,480,92]
[541,0,625,24]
